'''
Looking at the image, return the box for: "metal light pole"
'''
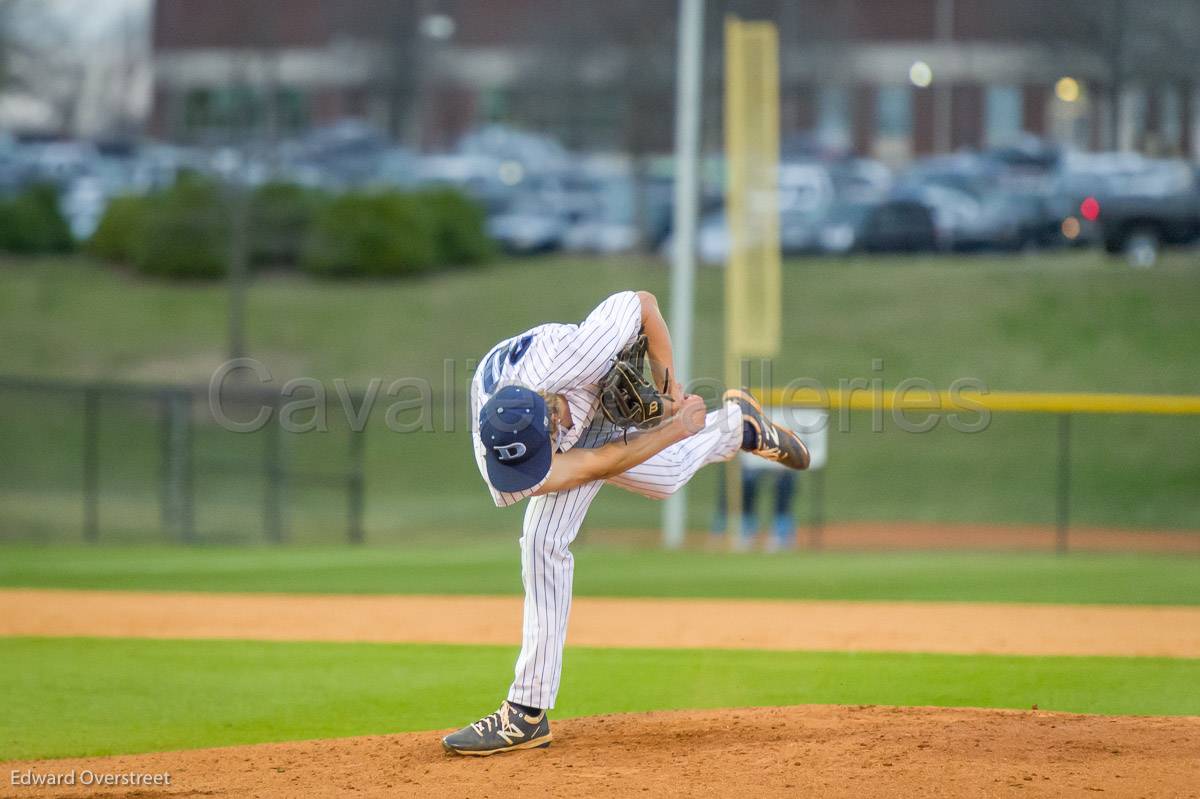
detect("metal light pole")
[226,180,249,363]
[662,0,704,549]
[933,0,954,153]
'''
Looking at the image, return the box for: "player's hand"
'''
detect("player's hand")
[671,394,707,437]
[666,376,685,406]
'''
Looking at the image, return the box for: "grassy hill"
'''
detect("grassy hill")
[3,251,1199,392]
[1,251,1198,543]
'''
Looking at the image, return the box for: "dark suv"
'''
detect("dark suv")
[1098,179,1200,267]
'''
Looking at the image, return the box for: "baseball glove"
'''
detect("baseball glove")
[599,333,668,431]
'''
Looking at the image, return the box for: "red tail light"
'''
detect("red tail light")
[1080,196,1100,221]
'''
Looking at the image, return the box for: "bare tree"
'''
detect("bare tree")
[0,0,88,132]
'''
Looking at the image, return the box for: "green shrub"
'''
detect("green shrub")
[132,178,228,279]
[417,188,495,266]
[301,191,436,278]
[0,183,73,254]
[87,195,146,263]
[84,180,493,280]
[249,182,326,268]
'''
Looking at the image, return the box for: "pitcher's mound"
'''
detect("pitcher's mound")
[8,705,1199,798]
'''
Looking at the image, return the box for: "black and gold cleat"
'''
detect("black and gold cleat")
[723,389,811,470]
[442,701,552,756]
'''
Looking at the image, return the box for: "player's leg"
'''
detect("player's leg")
[605,402,743,499]
[741,467,761,537]
[724,390,811,469]
[772,471,798,549]
[507,480,603,711]
[443,480,601,756]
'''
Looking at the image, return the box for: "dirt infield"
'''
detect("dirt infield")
[5,705,1199,798]
[798,522,1200,553]
[6,584,1198,796]
[585,522,1200,553]
[5,588,1200,657]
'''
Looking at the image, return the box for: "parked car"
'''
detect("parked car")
[953,190,1060,251]
[487,195,569,254]
[892,183,979,250]
[23,140,97,187]
[1051,154,1200,263]
[817,199,938,254]
[778,161,835,215]
[1095,167,1200,267]
[693,210,730,265]
[827,158,892,203]
[678,161,835,263]
[1048,151,1156,246]
[559,160,643,254]
[561,175,639,255]
[899,153,992,199]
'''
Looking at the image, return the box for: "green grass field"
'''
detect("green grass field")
[4,542,1198,761]
[4,251,1199,392]
[3,544,1198,760]
[1,251,1199,541]
[3,545,1198,605]
[3,637,1197,760]
[2,252,1197,763]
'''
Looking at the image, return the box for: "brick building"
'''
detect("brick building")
[150,0,1199,161]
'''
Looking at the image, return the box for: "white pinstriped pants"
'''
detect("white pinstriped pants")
[507,402,744,710]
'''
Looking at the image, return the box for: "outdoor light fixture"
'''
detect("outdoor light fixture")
[1055,76,1081,103]
[420,14,456,40]
[909,61,933,88]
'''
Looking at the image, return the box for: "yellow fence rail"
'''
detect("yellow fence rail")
[762,388,1200,416]
[753,386,1200,553]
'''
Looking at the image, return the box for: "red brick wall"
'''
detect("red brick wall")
[913,86,936,154]
[853,84,877,155]
[1022,84,1046,136]
[154,0,364,49]
[851,0,936,39]
[951,84,983,150]
[154,0,559,50]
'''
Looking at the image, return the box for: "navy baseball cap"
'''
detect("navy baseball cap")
[479,385,552,493]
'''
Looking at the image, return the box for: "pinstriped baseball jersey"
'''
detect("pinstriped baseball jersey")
[470,290,643,507]
[466,290,745,712]
[505,403,742,710]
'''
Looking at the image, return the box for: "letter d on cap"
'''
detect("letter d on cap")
[493,442,528,462]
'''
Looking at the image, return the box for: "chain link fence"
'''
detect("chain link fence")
[0,377,364,545]
[2,375,1198,550]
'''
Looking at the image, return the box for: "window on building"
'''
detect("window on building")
[1123,88,1147,152]
[276,89,309,133]
[985,85,1023,147]
[816,86,851,149]
[876,86,913,137]
[183,89,212,133]
[182,86,308,139]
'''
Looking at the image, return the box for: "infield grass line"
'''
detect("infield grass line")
[2,636,1198,761]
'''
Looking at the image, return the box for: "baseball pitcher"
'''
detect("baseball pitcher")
[442,290,810,755]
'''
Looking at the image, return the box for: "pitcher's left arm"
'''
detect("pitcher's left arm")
[636,291,684,404]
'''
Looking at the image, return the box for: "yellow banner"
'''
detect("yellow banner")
[724,17,781,360]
